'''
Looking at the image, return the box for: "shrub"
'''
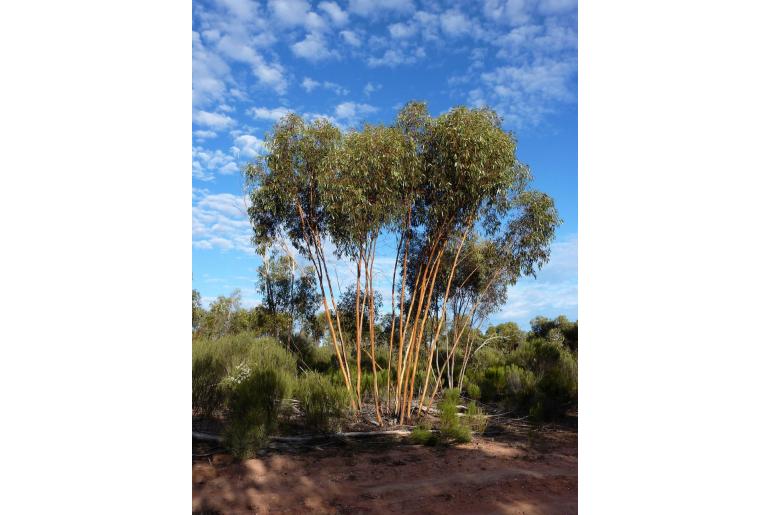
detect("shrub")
[192,353,226,416]
[224,369,290,458]
[296,371,349,431]
[192,334,297,415]
[471,346,506,372]
[510,338,577,421]
[411,423,438,446]
[479,366,507,401]
[465,401,488,434]
[504,364,537,409]
[466,382,481,400]
[193,333,298,457]
[437,388,472,443]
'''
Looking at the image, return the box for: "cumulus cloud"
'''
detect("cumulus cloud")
[192,31,231,108]
[363,82,382,97]
[249,106,292,121]
[340,30,362,47]
[192,189,254,253]
[469,57,576,127]
[482,0,532,25]
[348,0,414,17]
[440,10,472,37]
[388,21,417,39]
[193,146,239,180]
[334,101,377,122]
[302,79,348,95]
[194,129,218,139]
[490,234,577,326]
[193,110,235,129]
[231,134,264,159]
[367,48,425,67]
[318,1,349,25]
[292,32,338,61]
[268,0,311,26]
[302,77,321,92]
[538,0,578,15]
[195,0,288,95]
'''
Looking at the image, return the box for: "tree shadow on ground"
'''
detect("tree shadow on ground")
[192,422,577,514]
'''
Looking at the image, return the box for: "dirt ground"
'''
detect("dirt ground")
[192,418,577,514]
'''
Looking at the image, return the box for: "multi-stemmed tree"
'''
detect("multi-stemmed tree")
[246,102,560,422]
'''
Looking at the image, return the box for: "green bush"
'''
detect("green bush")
[224,369,290,459]
[510,338,577,421]
[504,364,537,408]
[192,334,297,414]
[479,366,507,401]
[437,388,472,443]
[193,333,298,457]
[472,346,506,371]
[466,382,481,400]
[296,371,349,431]
[465,401,488,434]
[192,353,226,416]
[411,423,438,446]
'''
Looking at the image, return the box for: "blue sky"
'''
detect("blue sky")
[192,0,577,330]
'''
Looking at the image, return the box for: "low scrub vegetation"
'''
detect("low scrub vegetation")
[295,371,349,432]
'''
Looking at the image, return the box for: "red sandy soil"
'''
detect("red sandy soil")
[192,420,577,514]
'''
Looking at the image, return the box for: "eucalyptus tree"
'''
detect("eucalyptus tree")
[420,190,561,415]
[383,106,562,421]
[192,289,203,331]
[321,124,414,422]
[389,105,550,422]
[245,102,560,422]
[256,250,321,338]
[430,237,507,390]
[245,114,356,405]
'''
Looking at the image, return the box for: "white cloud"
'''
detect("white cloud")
[363,82,381,97]
[340,30,362,47]
[490,234,578,326]
[482,0,531,25]
[367,48,425,67]
[195,1,288,95]
[471,57,576,127]
[249,106,291,121]
[268,0,311,26]
[193,146,240,179]
[193,190,254,253]
[388,22,417,39]
[348,0,414,17]
[440,10,472,37]
[292,32,338,61]
[220,162,240,174]
[301,77,348,95]
[483,59,575,102]
[231,134,265,159]
[302,77,320,92]
[319,1,349,26]
[192,31,231,108]
[334,101,377,122]
[268,0,330,32]
[194,130,218,139]
[193,110,235,129]
[538,0,577,15]
[214,0,259,19]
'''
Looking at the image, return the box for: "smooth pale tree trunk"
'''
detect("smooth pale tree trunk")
[294,201,355,408]
[355,252,363,407]
[366,240,383,425]
[424,269,503,414]
[416,220,473,414]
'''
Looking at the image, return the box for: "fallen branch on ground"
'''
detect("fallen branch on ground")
[193,429,416,445]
